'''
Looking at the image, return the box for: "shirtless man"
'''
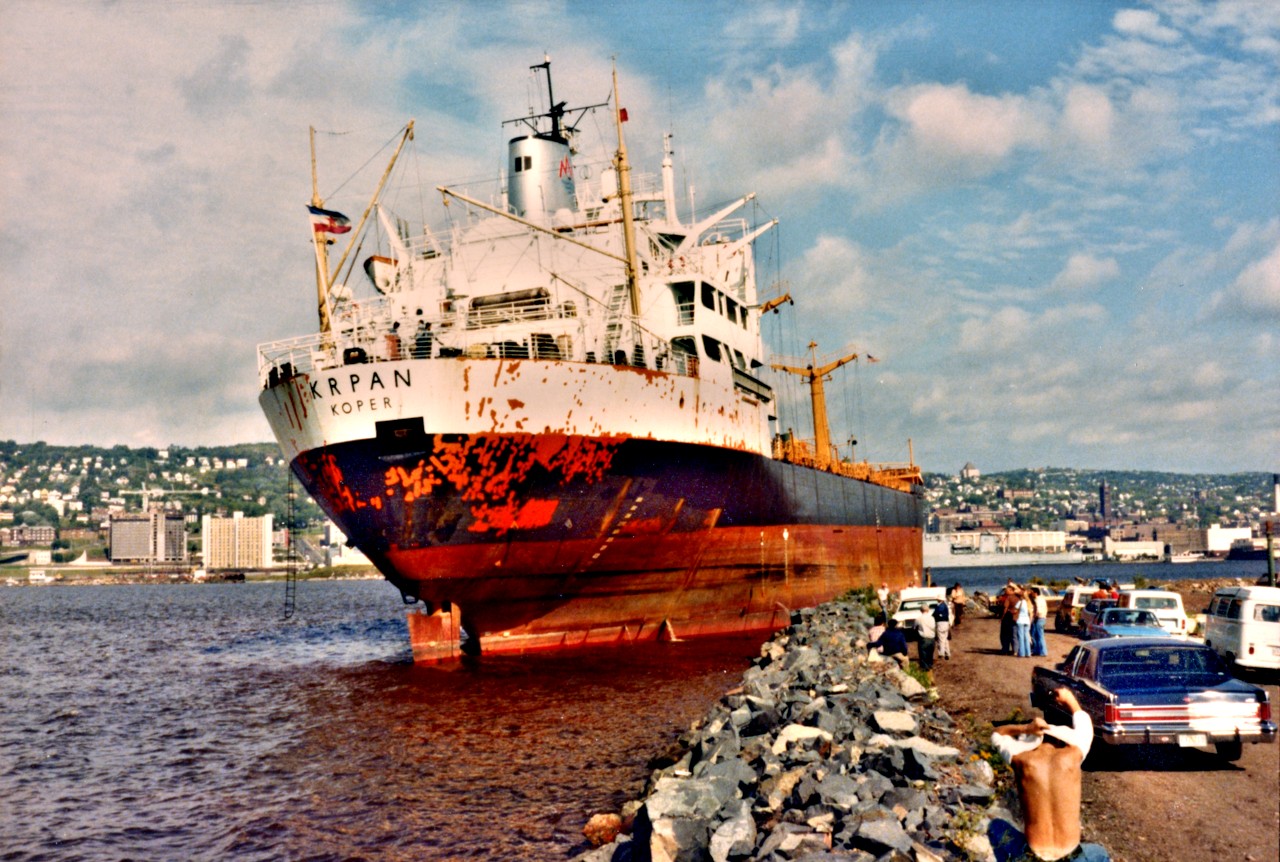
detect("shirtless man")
[989,688,1110,861]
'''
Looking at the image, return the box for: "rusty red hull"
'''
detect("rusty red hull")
[290,424,924,661]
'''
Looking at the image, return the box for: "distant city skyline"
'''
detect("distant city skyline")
[2,0,1277,473]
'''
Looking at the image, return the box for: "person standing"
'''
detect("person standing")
[950,582,966,627]
[999,586,1017,655]
[1031,589,1049,657]
[877,582,891,616]
[915,605,937,681]
[1015,588,1033,658]
[933,599,952,660]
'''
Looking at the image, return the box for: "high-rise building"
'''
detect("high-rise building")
[108,511,188,563]
[201,512,273,570]
[1099,480,1112,521]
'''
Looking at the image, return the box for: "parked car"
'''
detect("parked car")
[1055,585,1100,633]
[1077,597,1118,634]
[891,586,946,639]
[1117,589,1190,637]
[1084,608,1169,640]
[1030,637,1277,761]
[1203,585,1280,671]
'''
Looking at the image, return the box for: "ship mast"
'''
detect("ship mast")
[311,122,416,334]
[611,62,642,318]
[310,126,334,335]
[772,342,860,471]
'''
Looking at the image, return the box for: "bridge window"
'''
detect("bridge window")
[669,282,695,325]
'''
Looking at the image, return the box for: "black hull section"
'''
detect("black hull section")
[291,431,923,559]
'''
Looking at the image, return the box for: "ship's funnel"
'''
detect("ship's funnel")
[508,134,576,220]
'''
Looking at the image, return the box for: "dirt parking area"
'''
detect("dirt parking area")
[931,595,1279,862]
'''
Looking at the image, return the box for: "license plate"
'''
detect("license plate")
[1177,733,1207,747]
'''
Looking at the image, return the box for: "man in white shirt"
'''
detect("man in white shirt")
[988,688,1110,861]
[914,604,937,681]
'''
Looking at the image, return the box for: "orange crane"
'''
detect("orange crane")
[771,341,860,471]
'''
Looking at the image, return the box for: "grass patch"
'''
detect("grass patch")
[838,585,879,618]
[904,662,934,689]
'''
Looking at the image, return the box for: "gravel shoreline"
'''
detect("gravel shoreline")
[576,598,1011,862]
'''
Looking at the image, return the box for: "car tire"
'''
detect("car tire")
[1215,739,1243,761]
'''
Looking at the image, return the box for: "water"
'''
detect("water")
[0,581,764,861]
[930,558,1271,600]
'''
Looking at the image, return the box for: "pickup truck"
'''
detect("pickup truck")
[1030,637,1277,761]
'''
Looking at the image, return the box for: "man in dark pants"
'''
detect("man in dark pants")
[914,605,937,682]
[999,585,1017,654]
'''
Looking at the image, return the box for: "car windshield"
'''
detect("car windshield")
[898,600,933,612]
[1099,645,1228,687]
[1135,597,1178,610]
[1100,610,1159,626]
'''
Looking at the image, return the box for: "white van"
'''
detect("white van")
[1117,589,1189,637]
[1203,585,1280,671]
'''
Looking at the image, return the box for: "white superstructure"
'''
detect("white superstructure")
[260,64,782,465]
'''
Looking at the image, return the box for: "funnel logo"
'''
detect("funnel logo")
[558,155,573,178]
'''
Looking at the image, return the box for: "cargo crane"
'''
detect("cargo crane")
[771,341,862,471]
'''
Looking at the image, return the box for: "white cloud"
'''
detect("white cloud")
[1061,84,1116,153]
[1214,240,1280,317]
[1114,9,1181,44]
[723,2,803,46]
[795,234,874,314]
[1050,253,1120,293]
[887,82,1049,168]
[955,302,1106,356]
[691,33,877,201]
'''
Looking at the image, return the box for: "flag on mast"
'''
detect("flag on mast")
[307,205,352,235]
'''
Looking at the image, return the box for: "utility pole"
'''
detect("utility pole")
[1266,520,1275,587]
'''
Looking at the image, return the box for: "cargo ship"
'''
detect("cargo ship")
[257,62,925,661]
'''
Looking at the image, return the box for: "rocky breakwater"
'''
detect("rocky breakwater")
[578,601,1002,862]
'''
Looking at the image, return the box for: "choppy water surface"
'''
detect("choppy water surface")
[0,581,763,861]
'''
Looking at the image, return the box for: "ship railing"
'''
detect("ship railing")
[465,296,569,329]
[666,351,698,378]
[258,333,324,383]
[771,435,922,492]
[259,284,707,388]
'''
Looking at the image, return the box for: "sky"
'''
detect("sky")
[2,0,1277,475]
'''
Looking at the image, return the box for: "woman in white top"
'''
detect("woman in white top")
[1015,589,1033,657]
